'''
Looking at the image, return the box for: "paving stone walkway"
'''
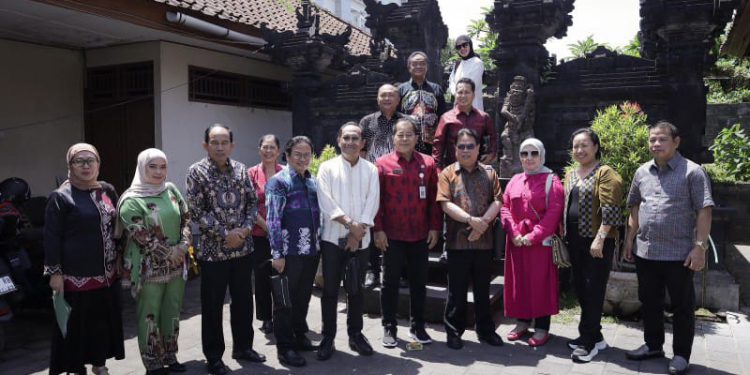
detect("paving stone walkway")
[1,278,748,375]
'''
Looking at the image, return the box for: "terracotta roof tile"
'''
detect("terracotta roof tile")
[153,0,372,55]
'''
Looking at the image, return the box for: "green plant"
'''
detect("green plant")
[308,144,337,176]
[567,35,613,59]
[465,8,498,72]
[588,102,652,195]
[702,163,736,184]
[709,124,750,182]
[705,33,750,104]
[621,33,641,58]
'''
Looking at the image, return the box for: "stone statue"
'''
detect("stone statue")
[499,76,535,177]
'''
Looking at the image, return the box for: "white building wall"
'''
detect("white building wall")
[0,39,84,196]
[158,42,293,191]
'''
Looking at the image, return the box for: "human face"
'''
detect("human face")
[455,83,475,111]
[144,157,167,185]
[377,86,399,115]
[69,151,99,183]
[648,127,680,163]
[288,142,312,176]
[393,121,417,155]
[520,145,541,172]
[456,42,471,58]
[338,125,364,159]
[572,133,598,166]
[203,127,234,165]
[258,138,280,165]
[455,134,479,167]
[408,54,428,81]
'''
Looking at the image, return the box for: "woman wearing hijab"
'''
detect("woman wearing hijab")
[118,148,190,375]
[44,143,124,375]
[247,134,284,335]
[448,34,485,111]
[500,138,564,347]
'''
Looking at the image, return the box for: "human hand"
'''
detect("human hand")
[225,229,244,248]
[623,240,634,262]
[426,230,440,249]
[520,235,531,247]
[169,244,187,266]
[512,235,524,247]
[590,238,604,258]
[467,217,488,234]
[683,247,706,271]
[50,274,64,293]
[349,222,366,241]
[346,234,360,252]
[467,229,482,242]
[272,258,286,273]
[374,231,388,251]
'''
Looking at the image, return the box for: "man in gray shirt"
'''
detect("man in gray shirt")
[623,121,714,375]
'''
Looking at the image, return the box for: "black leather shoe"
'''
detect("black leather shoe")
[259,320,274,334]
[206,360,230,375]
[317,336,335,361]
[478,331,504,346]
[278,349,306,367]
[167,361,187,372]
[626,344,665,361]
[446,335,463,350]
[349,333,374,356]
[231,349,267,362]
[295,335,317,351]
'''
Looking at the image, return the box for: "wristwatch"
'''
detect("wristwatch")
[694,240,709,251]
[343,218,352,230]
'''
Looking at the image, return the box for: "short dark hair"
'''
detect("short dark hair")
[570,127,602,160]
[456,128,479,145]
[258,134,280,148]
[649,120,679,139]
[407,51,428,66]
[392,117,418,134]
[337,121,363,138]
[284,136,313,155]
[204,123,233,143]
[456,77,475,93]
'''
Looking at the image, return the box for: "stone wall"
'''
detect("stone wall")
[704,103,750,150]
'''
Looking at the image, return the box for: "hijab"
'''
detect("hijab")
[64,143,102,190]
[520,138,553,175]
[117,148,169,209]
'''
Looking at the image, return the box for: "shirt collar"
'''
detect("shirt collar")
[648,152,683,171]
[288,167,311,180]
[206,157,233,173]
[455,161,480,174]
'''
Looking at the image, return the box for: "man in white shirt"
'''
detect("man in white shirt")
[316,122,380,361]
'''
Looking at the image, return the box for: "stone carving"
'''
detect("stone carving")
[499,76,535,177]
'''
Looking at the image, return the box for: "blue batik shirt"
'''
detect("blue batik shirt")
[265,167,321,259]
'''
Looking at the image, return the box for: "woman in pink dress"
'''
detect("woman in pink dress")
[500,138,564,347]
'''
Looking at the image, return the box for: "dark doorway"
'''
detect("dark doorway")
[85,61,155,194]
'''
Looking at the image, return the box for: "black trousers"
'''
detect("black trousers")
[381,239,429,329]
[568,230,614,346]
[444,249,494,338]
[518,316,551,331]
[252,236,273,322]
[636,256,696,360]
[273,254,319,351]
[320,241,369,338]
[367,241,381,274]
[199,255,254,363]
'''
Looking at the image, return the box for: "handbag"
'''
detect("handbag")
[528,174,572,269]
[343,253,362,296]
[271,273,292,310]
[492,218,506,261]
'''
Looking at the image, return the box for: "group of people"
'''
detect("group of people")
[42,45,713,375]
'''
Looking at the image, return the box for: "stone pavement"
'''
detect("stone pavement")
[1,278,749,375]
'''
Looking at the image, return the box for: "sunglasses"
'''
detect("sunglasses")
[456,144,476,151]
[455,42,470,50]
[520,151,540,158]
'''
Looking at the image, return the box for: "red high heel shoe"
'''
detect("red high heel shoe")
[528,333,551,347]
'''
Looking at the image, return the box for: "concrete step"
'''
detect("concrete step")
[362,275,505,324]
[724,243,750,307]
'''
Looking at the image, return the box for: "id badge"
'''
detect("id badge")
[419,186,427,199]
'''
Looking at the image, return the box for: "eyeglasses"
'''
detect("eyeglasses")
[456,144,476,151]
[209,140,231,147]
[520,151,540,158]
[455,42,470,50]
[341,135,361,142]
[290,152,312,160]
[70,158,99,167]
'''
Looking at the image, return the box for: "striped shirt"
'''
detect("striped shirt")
[627,153,714,261]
